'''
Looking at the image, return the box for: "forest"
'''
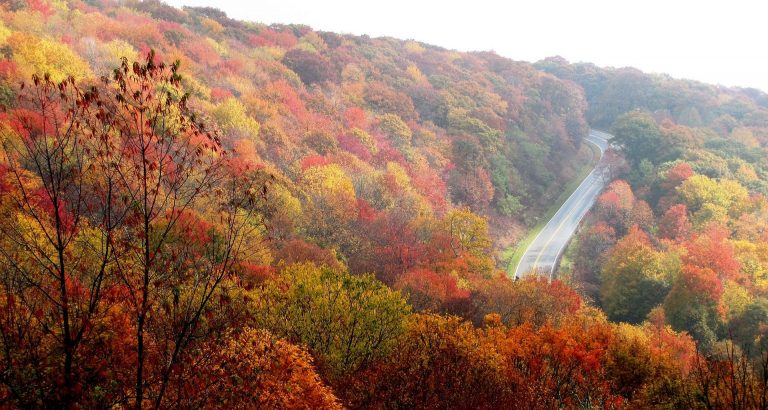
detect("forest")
[1,0,768,408]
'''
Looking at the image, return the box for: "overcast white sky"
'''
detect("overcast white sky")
[164,0,768,92]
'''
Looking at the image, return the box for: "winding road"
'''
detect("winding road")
[514,130,613,279]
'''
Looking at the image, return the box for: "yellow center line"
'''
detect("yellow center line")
[531,191,583,272]
[527,135,606,277]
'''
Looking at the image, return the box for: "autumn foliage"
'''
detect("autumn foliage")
[0,1,767,408]
[183,328,341,409]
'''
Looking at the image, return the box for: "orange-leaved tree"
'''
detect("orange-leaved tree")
[0,52,271,408]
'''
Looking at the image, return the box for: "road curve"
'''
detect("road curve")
[514,129,612,280]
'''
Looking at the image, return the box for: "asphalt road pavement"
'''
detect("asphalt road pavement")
[514,130,612,279]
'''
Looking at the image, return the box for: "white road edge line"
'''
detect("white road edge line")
[513,129,611,279]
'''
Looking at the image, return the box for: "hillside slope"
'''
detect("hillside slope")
[0,1,595,279]
[543,57,768,357]
[2,1,767,408]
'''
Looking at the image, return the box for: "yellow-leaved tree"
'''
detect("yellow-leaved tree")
[7,33,92,82]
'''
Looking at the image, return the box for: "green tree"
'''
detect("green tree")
[728,299,768,355]
[664,266,724,350]
[611,111,661,166]
[498,194,524,217]
[600,227,673,323]
[378,113,412,148]
[250,263,411,376]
